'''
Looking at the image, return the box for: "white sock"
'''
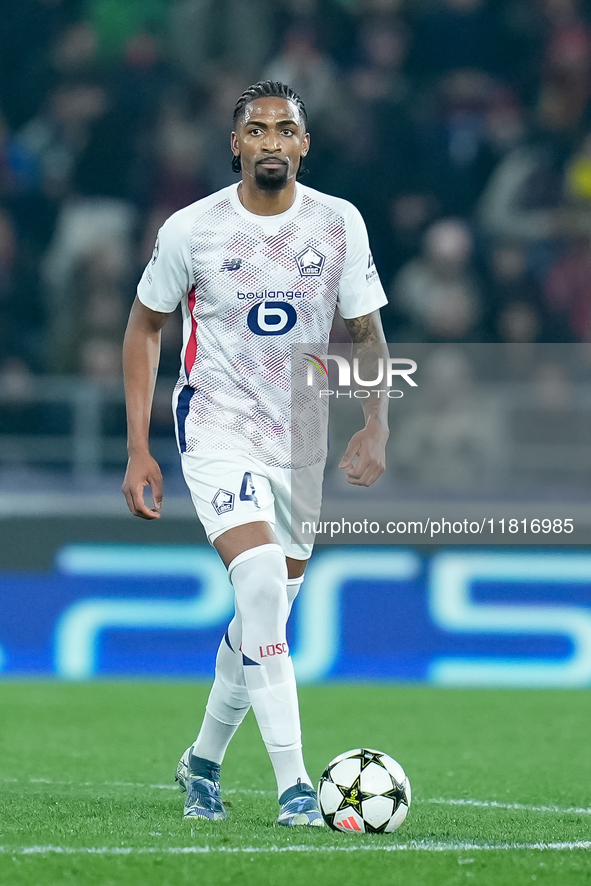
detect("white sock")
[192,614,250,765]
[229,545,311,797]
[191,712,237,766]
[286,575,304,615]
[268,575,309,796]
[269,748,311,798]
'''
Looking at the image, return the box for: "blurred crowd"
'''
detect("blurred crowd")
[2,0,591,392]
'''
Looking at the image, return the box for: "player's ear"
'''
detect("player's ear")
[301,132,310,157]
[230,131,240,158]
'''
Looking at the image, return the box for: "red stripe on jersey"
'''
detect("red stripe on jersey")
[184,286,198,379]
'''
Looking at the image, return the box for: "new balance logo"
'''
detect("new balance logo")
[221,258,242,271]
[340,815,362,831]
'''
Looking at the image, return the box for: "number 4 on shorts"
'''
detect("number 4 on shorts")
[240,471,259,508]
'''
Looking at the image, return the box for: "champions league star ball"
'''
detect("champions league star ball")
[318,748,411,833]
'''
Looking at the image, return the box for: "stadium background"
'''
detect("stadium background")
[2,0,591,687]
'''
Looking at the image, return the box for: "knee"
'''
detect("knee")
[245,579,286,615]
[235,568,288,619]
[229,544,288,619]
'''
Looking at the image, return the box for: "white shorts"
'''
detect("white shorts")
[180,450,325,560]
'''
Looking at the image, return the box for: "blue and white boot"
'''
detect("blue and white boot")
[276,779,324,827]
[175,748,227,821]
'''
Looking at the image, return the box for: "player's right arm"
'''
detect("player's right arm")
[121,297,169,519]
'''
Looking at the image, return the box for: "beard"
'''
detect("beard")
[254,161,289,191]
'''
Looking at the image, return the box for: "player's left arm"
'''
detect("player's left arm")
[339,309,390,486]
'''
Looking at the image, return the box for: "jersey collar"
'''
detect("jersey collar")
[229,182,303,233]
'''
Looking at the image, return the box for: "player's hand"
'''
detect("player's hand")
[122,452,163,519]
[338,419,388,486]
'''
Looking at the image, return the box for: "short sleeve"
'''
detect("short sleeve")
[137,214,193,313]
[337,205,388,320]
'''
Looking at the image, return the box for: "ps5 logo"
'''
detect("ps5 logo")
[247,301,297,336]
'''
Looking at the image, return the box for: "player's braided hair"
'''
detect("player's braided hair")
[231,81,308,176]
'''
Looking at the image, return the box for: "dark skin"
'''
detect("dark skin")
[122,96,389,579]
[230,96,309,216]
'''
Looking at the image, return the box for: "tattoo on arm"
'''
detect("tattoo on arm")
[344,311,386,372]
[343,311,389,425]
[343,313,380,344]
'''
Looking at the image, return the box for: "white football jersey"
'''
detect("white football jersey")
[137,182,387,468]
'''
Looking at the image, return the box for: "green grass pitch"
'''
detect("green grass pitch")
[0,683,590,885]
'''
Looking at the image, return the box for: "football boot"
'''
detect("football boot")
[276,779,324,827]
[175,747,227,821]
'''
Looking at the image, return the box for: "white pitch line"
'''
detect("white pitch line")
[1,841,591,856]
[8,778,591,815]
[423,798,591,816]
[10,778,275,794]
[10,778,591,813]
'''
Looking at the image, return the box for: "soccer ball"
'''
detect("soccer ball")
[318,748,411,833]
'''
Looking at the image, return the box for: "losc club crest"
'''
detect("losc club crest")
[212,489,234,515]
[295,245,325,277]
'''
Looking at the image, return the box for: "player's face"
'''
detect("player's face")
[231,97,310,192]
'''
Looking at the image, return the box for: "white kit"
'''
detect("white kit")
[137,182,387,468]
